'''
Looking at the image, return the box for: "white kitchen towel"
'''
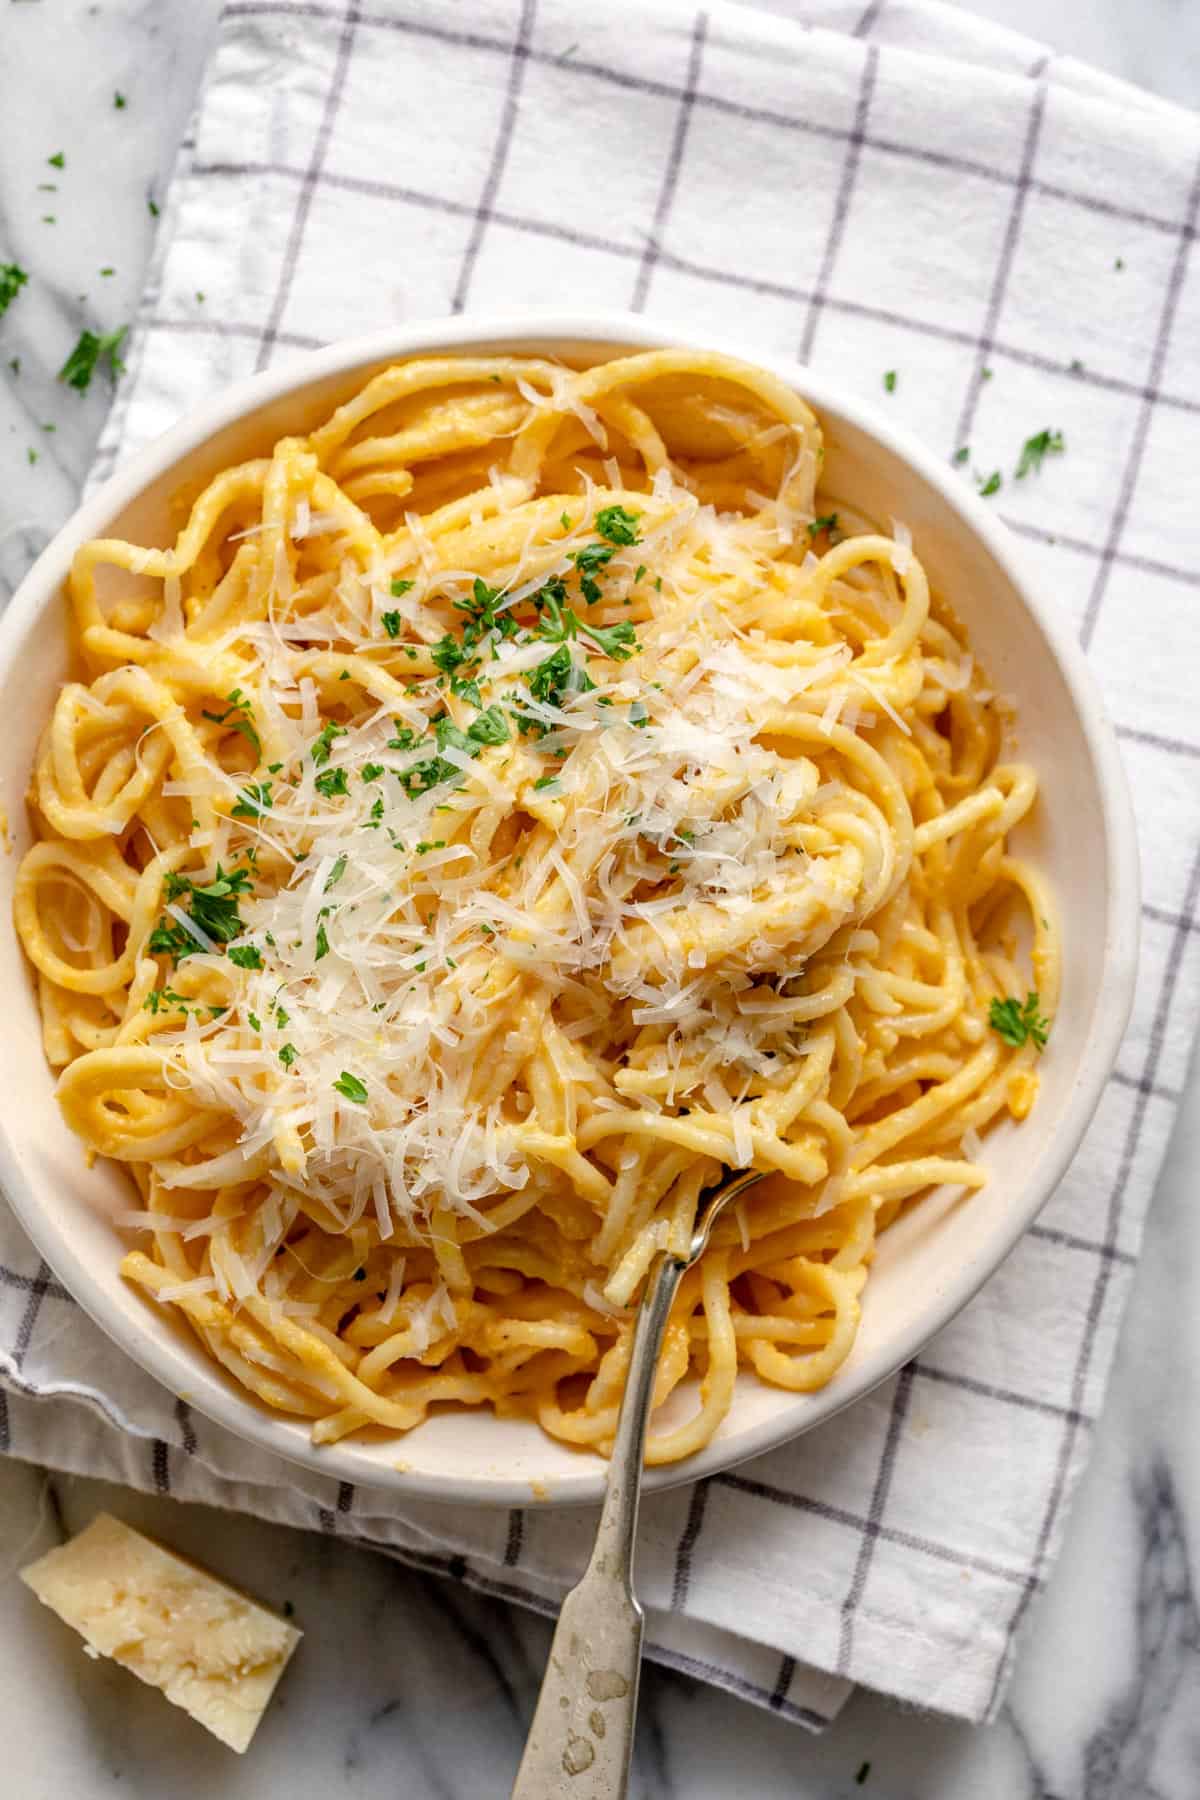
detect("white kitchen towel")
[4,0,1200,1731]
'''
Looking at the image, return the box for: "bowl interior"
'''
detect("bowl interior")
[0,325,1133,1505]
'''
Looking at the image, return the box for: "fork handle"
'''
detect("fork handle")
[511,1252,685,1799]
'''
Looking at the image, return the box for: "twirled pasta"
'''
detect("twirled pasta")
[15,348,1058,1462]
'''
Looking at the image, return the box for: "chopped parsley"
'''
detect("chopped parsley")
[114,91,127,109]
[392,701,506,800]
[883,370,897,393]
[534,589,638,662]
[594,503,641,545]
[201,688,261,759]
[142,987,191,1015]
[389,577,415,598]
[570,541,617,576]
[467,703,510,746]
[325,854,348,891]
[279,1043,298,1069]
[228,943,263,971]
[0,263,29,319]
[952,446,969,465]
[315,920,331,960]
[310,719,347,766]
[361,762,385,782]
[231,780,273,820]
[58,325,128,392]
[332,1071,368,1104]
[149,865,253,964]
[247,1011,262,1032]
[527,642,591,710]
[807,513,839,540]
[48,151,65,169]
[977,470,1002,498]
[1015,429,1065,479]
[431,632,468,681]
[315,767,349,799]
[381,610,403,638]
[988,991,1050,1051]
[532,774,560,791]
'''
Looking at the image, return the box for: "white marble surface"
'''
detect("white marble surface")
[2,3,1199,1796]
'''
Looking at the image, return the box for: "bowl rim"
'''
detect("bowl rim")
[0,310,1141,1507]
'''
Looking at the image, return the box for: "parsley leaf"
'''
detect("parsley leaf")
[151,865,253,965]
[310,720,347,766]
[389,577,415,598]
[325,854,348,891]
[595,504,641,546]
[381,611,403,638]
[279,1043,298,1069]
[528,642,584,708]
[883,370,897,393]
[570,541,617,576]
[229,944,263,970]
[977,470,1002,498]
[577,616,638,661]
[142,987,190,1015]
[535,596,638,662]
[0,264,29,319]
[987,991,1050,1051]
[1015,429,1065,479]
[431,633,467,679]
[315,920,330,960]
[467,704,510,747]
[58,325,128,393]
[184,866,252,943]
[231,780,273,820]
[332,1070,368,1103]
[147,921,192,962]
[201,689,261,759]
[807,513,839,540]
[315,767,349,799]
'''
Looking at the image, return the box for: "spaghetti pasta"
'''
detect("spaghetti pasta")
[15,348,1058,1463]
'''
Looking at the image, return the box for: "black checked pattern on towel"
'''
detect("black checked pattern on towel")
[4,0,1199,1729]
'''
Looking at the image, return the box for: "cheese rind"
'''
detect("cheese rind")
[20,1513,301,1753]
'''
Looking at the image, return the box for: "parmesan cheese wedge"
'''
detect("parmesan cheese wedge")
[20,1513,301,1753]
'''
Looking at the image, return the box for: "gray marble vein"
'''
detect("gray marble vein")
[2,2,1200,1797]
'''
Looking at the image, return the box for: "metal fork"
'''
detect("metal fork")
[511,1167,765,1799]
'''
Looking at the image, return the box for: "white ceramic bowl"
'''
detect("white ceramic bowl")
[0,314,1139,1506]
